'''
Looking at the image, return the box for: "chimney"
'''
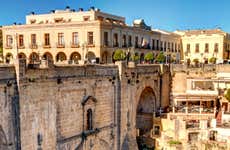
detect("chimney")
[90,6,95,11]
[79,8,84,12]
[50,10,55,13]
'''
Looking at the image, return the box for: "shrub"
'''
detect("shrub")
[131,52,140,61]
[193,58,199,63]
[144,52,154,61]
[209,57,216,64]
[168,140,182,146]
[156,52,165,63]
[225,89,230,102]
[113,49,126,61]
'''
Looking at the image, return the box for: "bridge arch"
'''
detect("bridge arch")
[134,85,158,149]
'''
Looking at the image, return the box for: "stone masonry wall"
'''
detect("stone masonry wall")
[0,61,170,150]
[0,65,17,150]
[18,64,119,150]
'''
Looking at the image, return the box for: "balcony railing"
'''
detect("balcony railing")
[30,44,38,49]
[56,42,65,48]
[18,45,25,49]
[71,42,80,48]
[103,41,109,47]
[43,43,51,48]
[87,41,95,47]
[5,45,12,49]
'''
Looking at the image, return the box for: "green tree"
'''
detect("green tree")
[144,52,154,62]
[156,52,165,63]
[225,89,230,102]
[131,52,140,62]
[113,49,126,61]
[209,57,216,64]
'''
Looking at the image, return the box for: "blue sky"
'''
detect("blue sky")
[0,0,229,32]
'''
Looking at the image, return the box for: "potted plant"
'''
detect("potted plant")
[156,52,165,63]
[225,88,230,102]
[193,58,199,67]
[209,57,216,64]
[144,52,154,63]
[128,52,139,68]
[113,49,126,62]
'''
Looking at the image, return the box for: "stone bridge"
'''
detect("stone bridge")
[0,60,170,150]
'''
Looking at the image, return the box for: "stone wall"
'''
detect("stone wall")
[0,65,17,150]
[18,64,119,150]
[0,61,170,150]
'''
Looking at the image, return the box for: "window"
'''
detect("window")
[31,34,36,45]
[175,43,177,52]
[160,41,163,51]
[87,32,94,45]
[205,43,209,53]
[156,40,159,50]
[154,126,160,135]
[187,44,190,53]
[135,36,138,48]
[6,35,13,47]
[18,34,24,47]
[171,43,174,52]
[44,33,50,46]
[152,39,155,50]
[141,37,144,48]
[168,42,170,51]
[72,32,79,45]
[209,131,217,141]
[58,33,64,45]
[113,33,118,47]
[214,43,219,52]
[122,35,126,47]
[83,16,90,21]
[195,43,199,53]
[87,109,93,130]
[104,32,108,46]
[164,42,167,51]
[128,35,132,47]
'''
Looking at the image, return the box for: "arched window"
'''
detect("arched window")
[87,109,93,130]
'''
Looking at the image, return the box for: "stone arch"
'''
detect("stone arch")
[70,52,81,64]
[86,51,96,63]
[5,53,13,64]
[56,52,67,62]
[135,86,156,149]
[0,125,8,150]
[29,52,39,64]
[136,87,156,136]
[43,52,53,63]
[18,52,26,59]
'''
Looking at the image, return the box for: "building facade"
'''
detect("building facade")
[1,7,181,65]
[176,29,230,64]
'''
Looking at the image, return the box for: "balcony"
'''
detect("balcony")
[30,44,38,49]
[18,45,25,49]
[43,43,51,48]
[56,42,65,48]
[5,45,12,49]
[186,90,218,95]
[122,44,127,48]
[103,41,110,47]
[87,41,95,48]
[113,42,119,48]
[71,42,80,48]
